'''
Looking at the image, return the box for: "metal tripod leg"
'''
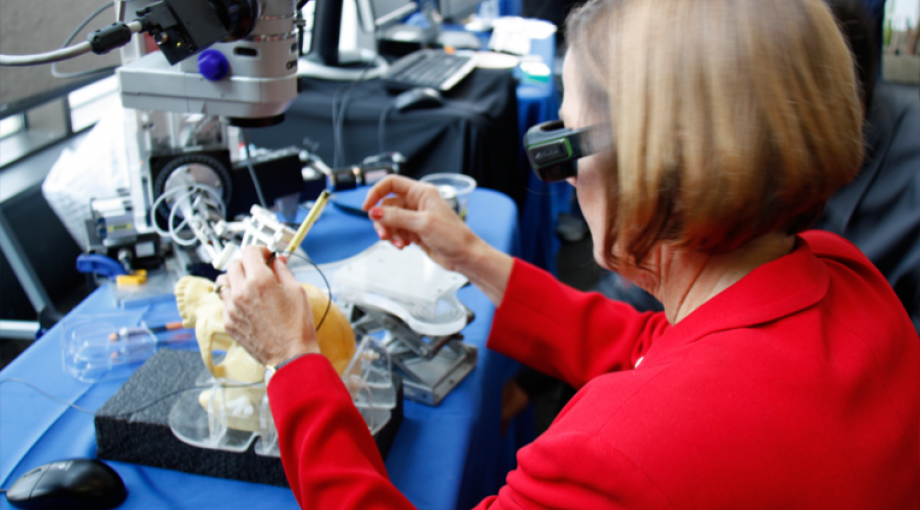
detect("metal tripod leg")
[0,208,58,336]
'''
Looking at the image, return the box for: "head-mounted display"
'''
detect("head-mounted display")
[523,120,609,182]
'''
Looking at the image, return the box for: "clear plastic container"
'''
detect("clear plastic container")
[107,267,180,309]
[61,307,195,382]
[61,312,155,382]
[420,173,477,221]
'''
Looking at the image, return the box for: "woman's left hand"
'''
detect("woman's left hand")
[219,246,320,367]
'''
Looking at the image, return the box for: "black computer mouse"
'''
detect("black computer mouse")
[395,87,444,112]
[5,459,127,510]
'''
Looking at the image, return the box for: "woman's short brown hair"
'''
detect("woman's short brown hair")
[566,0,864,266]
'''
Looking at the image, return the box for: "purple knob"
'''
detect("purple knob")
[197,50,229,81]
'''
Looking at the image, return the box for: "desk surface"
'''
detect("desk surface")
[0,188,527,510]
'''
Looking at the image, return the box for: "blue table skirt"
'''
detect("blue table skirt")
[517,79,573,276]
[0,188,531,510]
[514,26,572,276]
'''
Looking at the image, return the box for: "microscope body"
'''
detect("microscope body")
[119,0,299,124]
[113,0,300,251]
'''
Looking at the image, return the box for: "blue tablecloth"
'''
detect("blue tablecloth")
[498,0,522,17]
[0,188,529,510]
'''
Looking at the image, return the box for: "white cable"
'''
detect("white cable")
[168,189,201,247]
[240,129,268,209]
[0,21,143,66]
[128,20,145,35]
[150,186,192,239]
[151,184,226,225]
[150,185,226,247]
[170,187,225,247]
[52,2,115,79]
[1,41,92,67]
[169,189,223,247]
[170,189,200,245]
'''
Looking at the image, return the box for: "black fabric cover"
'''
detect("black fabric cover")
[812,82,920,334]
[95,349,402,486]
[246,69,527,207]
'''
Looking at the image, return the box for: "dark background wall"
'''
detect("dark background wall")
[0,0,121,105]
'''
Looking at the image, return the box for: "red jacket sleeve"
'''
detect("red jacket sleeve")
[487,259,671,389]
[267,354,416,509]
[269,355,672,510]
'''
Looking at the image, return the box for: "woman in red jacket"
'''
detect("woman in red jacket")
[218,0,920,507]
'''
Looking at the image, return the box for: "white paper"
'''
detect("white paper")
[42,107,130,249]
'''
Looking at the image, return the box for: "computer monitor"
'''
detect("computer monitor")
[299,0,417,81]
[371,0,420,27]
[439,0,482,22]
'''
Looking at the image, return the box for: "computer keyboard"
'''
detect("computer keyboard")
[382,50,476,92]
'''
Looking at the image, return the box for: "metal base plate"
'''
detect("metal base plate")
[391,340,477,406]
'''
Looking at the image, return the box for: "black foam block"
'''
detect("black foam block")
[95,349,402,486]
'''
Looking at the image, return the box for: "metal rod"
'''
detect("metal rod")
[375,3,418,27]
[0,209,55,316]
[0,320,39,340]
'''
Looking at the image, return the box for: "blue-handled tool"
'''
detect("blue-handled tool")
[76,254,128,280]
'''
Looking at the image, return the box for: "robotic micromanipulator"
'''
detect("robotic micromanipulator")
[2,0,306,269]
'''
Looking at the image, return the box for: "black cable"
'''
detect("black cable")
[378,104,394,154]
[52,2,116,79]
[331,84,348,168]
[0,377,259,418]
[331,64,375,167]
[296,15,306,57]
[241,128,269,209]
[110,387,203,417]
[0,377,96,415]
[289,251,332,332]
[335,88,356,167]
[108,382,259,417]
[335,73,370,166]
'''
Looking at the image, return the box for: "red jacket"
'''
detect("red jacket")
[267,231,920,509]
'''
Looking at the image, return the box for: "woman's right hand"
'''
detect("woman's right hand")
[362,175,480,272]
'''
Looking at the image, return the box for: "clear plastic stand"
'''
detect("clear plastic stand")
[254,391,277,456]
[169,378,263,453]
[169,335,397,457]
[343,336,397,435]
